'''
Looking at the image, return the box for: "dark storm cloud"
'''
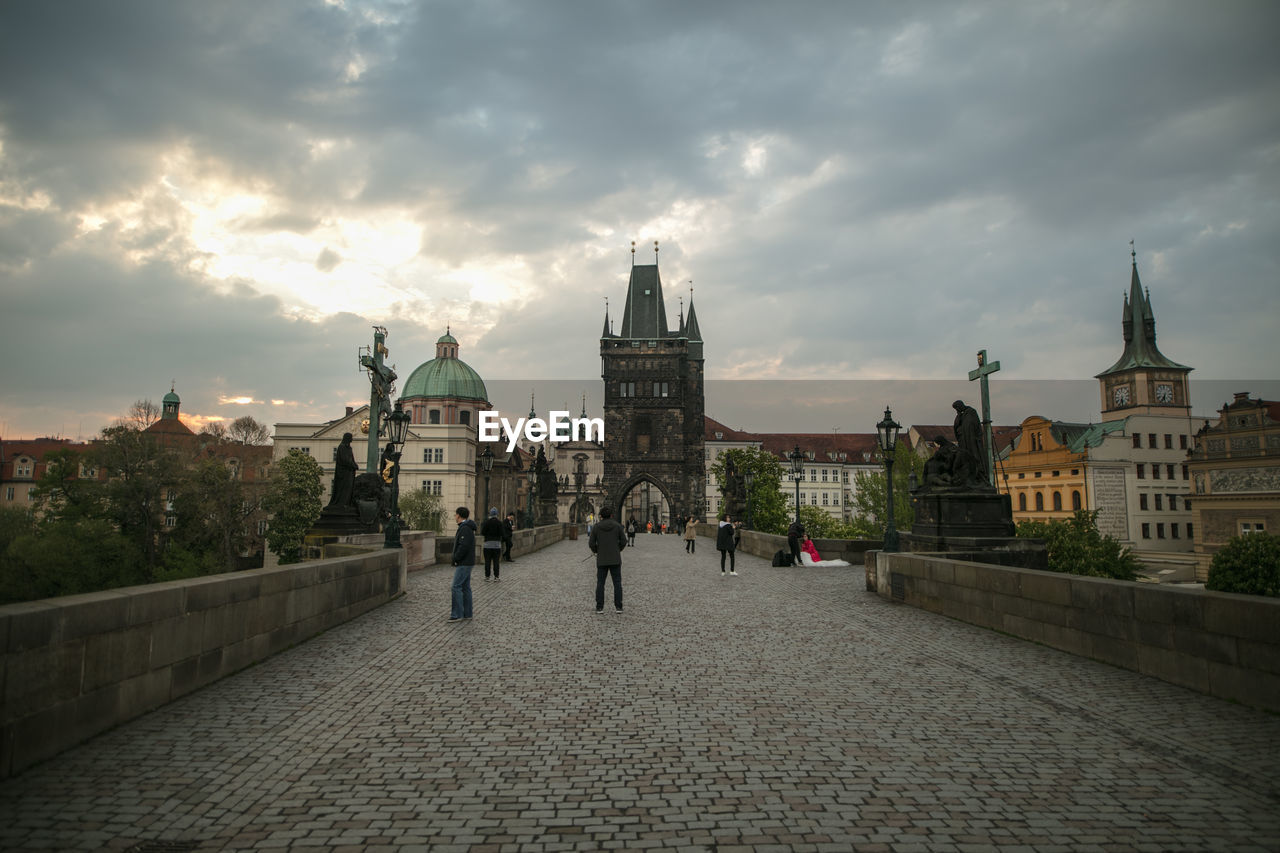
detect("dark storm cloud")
[1,1,1278,438]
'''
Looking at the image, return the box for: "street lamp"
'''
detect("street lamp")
[480,444,494,520]
[789,445,805,524]
[743,468,755,530]
[876,406,902,552]
[382,400,410,549]
[574,464,587,525]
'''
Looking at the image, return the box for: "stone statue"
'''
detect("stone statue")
[952,399,987,483]
[722,455,746,520]
[535,446,558,500]
[921,435,980,489]
[329,433,358,507]
[379,442,397,483]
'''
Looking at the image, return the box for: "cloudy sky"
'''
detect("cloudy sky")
[2,1,1277,440]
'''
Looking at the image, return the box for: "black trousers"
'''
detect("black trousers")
[484,548,501,578]
[720,549,735,571]
[595,565,622,610]
[502,540,513,560]
[788,535,802,565]
[685,538,695,553]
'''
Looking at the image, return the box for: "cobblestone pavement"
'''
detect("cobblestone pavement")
[2,535,1279,852]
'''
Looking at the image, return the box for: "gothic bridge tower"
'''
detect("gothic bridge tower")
[600,245,705,524]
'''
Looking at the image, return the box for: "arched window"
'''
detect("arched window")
[1052,492,1062,511]
[1072,490,1082,510]
[1035,493,1044,511]
[459,410,470,426]
[429,409,441,424]
[1018,493,1026,511]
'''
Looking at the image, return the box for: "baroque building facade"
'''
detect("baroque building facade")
[1187,392,1280,581]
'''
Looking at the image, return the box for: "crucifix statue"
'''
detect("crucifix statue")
[967,349,1001,487]
[359,326,398,473]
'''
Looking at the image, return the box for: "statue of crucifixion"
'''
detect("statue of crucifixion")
[359,326,398,472]
[967,349,1001,487]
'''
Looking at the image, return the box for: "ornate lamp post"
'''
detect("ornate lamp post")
[480,445,494,518]
[789,445,805,524]
[382,400,410,549]
[574,465,586,526]
[743,468,755,530]
[876,406,902,552]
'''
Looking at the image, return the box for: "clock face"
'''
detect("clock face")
[1155,383,1174,403]
[1113,385,1130,406]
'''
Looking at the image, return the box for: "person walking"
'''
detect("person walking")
[626,517,637,546]
[502,512,516,561]
[682,516,697,555]
[588,506,627,613]
[480,507,503,581]
[787,519,805,567]
[716,515,740,576]
[449,507,477,622]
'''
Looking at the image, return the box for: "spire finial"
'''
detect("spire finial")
[529,389,536,420]
[630,240,635,267]
[581,391,587,419]
[654,240,659,262]
[1130,239,1136,264]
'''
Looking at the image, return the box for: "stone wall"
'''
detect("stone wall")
[434,523,567,565]
[0,549,407,779]
[871,551,1280,712]
[699,528,881,566]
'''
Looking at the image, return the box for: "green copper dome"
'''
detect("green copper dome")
[401,355,488,402]
[162,388,180,405]
[436,331,458,345]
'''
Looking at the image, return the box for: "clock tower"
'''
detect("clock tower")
[1096,248,1192,421]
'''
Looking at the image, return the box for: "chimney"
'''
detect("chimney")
[346,406,354,416]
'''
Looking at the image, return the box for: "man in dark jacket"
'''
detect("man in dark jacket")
[449,506,477,622]
[588,506,627,613]
[480,507,504,581]
[716,516,741,576]
[787,520,805,567]
[502,512,516,561]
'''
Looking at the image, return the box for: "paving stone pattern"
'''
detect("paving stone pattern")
[2,535,1278,852]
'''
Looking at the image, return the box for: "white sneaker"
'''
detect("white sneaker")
[730,571,738,576]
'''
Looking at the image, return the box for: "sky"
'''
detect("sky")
[2,1,1278,441]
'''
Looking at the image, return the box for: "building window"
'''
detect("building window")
[1034,471,1042,478]
[809,470,817,482]
[821,469,828,482]
[657,382,670,397]
[421,480,443,496]
[424,448,444,464]
[1140,494,1148,511]
[1142,523,1151,539]
[1180,435,1188,450]
[4,487,12,501]
[1052,470,1060,478]
[1164,434,1173,449]
[1018,473,1025,479]
[634,415,651,452]
[1240,521,1266,534]
[1155,494,1162,511]
[1187,522,1194,538]
[1136,464,1145,479]
[1035,493,1044,511]
[1148,433,1157,448]
[258,519,269,535]
[460,411,470,426]
[1132,434,1141,449]
[16,461,32,478]
[619,382,636,398]
[429,410,441,424]
[1182,465,1189,480]
[1156,523,1165,539]
[1018,493,1026,511]
[822,492,829,505]
[26,487,35,502]
[810,494,817,506]
[1171,524,1179,539]
[1052,492,1062,511]
[1072,490,1081,510]
[832,494,839,506]
[1071,468,1080,476]
[1166,464,1175,480]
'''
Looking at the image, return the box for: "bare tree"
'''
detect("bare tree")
[119,399,160,431]
[228,415,271,445]
[199,421,229,442]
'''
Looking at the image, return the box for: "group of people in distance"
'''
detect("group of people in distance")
[447,504,845,622]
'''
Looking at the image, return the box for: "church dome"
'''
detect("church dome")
[400,329,488,403]
[163,388,180,405]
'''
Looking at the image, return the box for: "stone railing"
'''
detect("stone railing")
[698,527,881,565]
[0,549,406,779]
[870,551,1280,712]
[433,523,567,565]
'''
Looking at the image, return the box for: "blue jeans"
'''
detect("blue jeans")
[451,564,473,619]
[595,565,622,611]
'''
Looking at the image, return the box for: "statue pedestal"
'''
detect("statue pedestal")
[310,505,377,536]
[537,498,559,526]
[903,489,1047,570]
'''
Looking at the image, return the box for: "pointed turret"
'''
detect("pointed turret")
[1097,255,1189,376]
[684,299,702,343]
[617,264,670,339]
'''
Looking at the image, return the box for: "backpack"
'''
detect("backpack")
[772,549,793,567]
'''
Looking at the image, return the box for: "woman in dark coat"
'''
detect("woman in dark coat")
[716,516,740,576]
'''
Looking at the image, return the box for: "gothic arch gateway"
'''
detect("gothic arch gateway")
[600,257,706,525]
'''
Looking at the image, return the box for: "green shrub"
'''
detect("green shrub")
[1206,532,1280,597]
[1016,509,1139,581]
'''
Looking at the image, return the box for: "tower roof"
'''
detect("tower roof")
[401,334,488,402]
[684,299,702,342]
[1096,257,1190,377]
[618,264,670,339]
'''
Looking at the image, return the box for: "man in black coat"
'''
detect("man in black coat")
[787,520,805,567]
[588,506,627,613]
[502,512,516,561]
[449,507,477,622]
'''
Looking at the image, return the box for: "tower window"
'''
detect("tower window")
[635,415,651,452]
[429,409,441,424]
[460,411,470,426]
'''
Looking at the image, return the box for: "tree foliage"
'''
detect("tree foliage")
[709,447,790,534]
[1016,509,1139,580]
[1206,532,1280,597]
[399,489,444,532]
[170,456,257,573]
[262,449,322,564]
[847,442,925,537]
